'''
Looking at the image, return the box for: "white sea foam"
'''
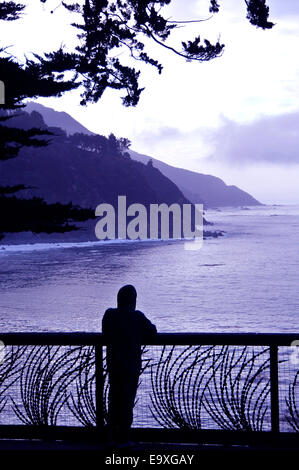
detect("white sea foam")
[0,237,183,253]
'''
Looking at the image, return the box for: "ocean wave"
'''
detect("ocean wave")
[0,237,187,253]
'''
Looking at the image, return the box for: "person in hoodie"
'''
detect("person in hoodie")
[102,284,157,445]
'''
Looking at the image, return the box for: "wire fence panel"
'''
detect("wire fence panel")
[132,345,272,431]
[0,345,96,427]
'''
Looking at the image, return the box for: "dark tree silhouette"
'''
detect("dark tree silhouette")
[35,0,274,107]
[1,1,274,113]
[0,55,77,161]
[71,131,131,156]
[0,1,24,21]
[0,197,94,239]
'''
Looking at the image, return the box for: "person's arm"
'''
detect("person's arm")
[102,308,113,340]
[139,312,157,339]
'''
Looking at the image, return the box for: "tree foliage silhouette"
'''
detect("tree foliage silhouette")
[0,0,274,147]
[0,1,24,21]
[0,55,77,161]
[36,0,274,106]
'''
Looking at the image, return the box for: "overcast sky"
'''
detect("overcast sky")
[3,0,299,204]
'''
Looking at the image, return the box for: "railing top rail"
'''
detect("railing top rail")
[0,332,298,346]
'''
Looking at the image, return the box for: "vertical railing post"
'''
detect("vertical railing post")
[95,343,104,431]
[270,345,280,433]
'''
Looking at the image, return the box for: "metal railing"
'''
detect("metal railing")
[0,332,298,446]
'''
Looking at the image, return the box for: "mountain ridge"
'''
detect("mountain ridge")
[25,102,94,136]
[25,102,261,208]
[130,150,261,208]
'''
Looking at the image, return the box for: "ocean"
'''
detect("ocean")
[0,204,298,334]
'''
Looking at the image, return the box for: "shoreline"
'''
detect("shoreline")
[0,230,225,253]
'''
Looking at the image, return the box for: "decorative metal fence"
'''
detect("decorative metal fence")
[0,333,298,446]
